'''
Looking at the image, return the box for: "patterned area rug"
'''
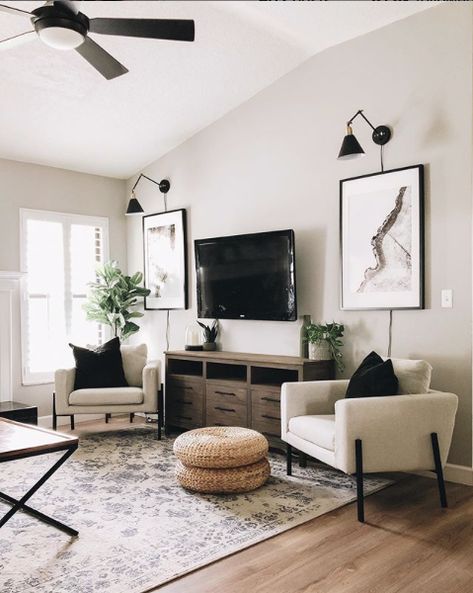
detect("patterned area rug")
[0,427,390,593]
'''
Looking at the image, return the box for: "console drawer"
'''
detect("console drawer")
[251,392,281,437]
[206,383,248,406]
[167,400,203,429]
[251,416,281,438]
[206,401,247,427]
[251,388,280,410]
[167,376,204,397]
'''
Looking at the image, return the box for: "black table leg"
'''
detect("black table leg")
[0,446,78,536]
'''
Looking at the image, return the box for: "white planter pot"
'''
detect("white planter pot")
[308,341,332,361]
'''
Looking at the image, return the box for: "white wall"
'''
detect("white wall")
[0,158,126,416]
[127,4,473,466]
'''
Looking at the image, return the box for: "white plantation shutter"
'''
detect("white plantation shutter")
[20,209,109,384]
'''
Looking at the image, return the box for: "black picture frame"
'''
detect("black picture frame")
[340,164,424,310]
[142,208,188,311]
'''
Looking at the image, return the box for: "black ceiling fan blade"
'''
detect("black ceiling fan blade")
[0,30,36,50]
[0,3,32,17]
[75,36,128,80]
[89,18,195,42]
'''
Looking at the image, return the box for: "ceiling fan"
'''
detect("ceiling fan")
[0,0,195,79]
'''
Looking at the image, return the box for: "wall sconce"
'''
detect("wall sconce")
[125,174,171,215]
[338,109,392,160]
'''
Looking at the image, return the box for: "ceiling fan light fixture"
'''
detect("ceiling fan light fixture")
[37,25,84,49]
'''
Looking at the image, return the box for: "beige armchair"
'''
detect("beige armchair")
[281,358,458,522]
[53,344,162,438]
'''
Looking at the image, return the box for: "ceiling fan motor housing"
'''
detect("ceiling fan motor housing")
[31,5,89,50]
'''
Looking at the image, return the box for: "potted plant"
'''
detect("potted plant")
[83,261,150,341]
[197,319,219,351]
[304,322,345,372]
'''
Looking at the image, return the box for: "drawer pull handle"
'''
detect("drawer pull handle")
[261,397,279,403]
[262,414,280,421]
[215,406,236,413]
[215,390,236,397]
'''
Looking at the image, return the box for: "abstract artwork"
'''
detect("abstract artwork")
[143,209,187,310]
[340,165,424,310]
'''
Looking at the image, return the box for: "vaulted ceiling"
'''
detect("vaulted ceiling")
[0,1,436,178]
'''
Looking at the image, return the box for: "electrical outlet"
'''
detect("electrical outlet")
[441,289,453,308]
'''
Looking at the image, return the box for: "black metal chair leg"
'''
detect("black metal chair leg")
[157,412,162,440]
[431,432,448,508]
[287,444,292,476]
[52,392,57,430]
[70,415,75,431]
[355,439,364,522]
[130,413,134,423]
[105,413,111,424]
[299,452,307,468]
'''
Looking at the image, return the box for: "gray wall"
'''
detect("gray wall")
[127,4,472,466]
[0,158,127,416]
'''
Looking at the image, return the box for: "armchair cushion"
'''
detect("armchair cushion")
[346,351,398,398]
[70,337,128,390]
[387,357,432,394]
[121,344,147,387]
[289,415,335,451]
[69,387,144,406]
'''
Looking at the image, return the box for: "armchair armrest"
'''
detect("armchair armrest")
[142,360,160,412]
[54,368,76,414]
[335,391,458,474]
[281,380,348,440]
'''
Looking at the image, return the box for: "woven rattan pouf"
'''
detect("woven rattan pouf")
[173,426,270,493]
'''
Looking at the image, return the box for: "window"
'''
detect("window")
[20,209,109,384]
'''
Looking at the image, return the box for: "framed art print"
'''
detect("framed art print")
[340,164,424,310]
[143,209,188,310]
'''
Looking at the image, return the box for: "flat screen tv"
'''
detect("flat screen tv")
[195,229,297,321]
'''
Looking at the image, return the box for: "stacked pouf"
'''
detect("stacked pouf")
[173,426,270,494]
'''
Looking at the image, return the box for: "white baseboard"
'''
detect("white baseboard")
[444,463,473,486]
[414,463,473,486]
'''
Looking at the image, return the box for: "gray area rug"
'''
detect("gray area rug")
[0,427,390,593]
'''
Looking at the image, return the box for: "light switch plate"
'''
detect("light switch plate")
[441,289,453,308]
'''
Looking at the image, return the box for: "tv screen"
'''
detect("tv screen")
[195,229,297,321]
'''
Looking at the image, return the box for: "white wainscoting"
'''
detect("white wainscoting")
[0,272,23,402]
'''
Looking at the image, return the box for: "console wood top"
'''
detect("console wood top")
[165,350,318,365]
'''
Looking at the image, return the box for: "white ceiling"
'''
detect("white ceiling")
[0,1,437,179]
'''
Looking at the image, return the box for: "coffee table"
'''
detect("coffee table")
[0,418,79,536]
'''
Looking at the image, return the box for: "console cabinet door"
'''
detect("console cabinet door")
[250,387,281,437]
[166,377,204,429]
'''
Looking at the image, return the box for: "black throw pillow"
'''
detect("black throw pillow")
[70,337,128,390]
[345,351,399,398]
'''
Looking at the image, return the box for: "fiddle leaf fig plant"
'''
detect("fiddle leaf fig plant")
[83,260,150,341]
[304,322,345,372]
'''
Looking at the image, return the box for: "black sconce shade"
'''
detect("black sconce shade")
[126,197,144,215]
[338,130,365,160]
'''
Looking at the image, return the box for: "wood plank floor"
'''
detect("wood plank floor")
[68,417,473,593]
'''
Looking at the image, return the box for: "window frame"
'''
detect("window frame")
[20,208,110,385]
